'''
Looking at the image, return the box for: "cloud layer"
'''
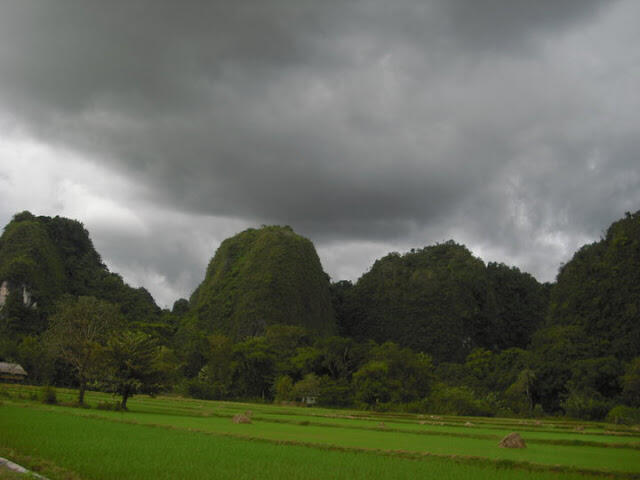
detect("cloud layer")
[1,1,639,306]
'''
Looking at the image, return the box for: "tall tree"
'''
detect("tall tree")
[103,330,166,409]
[622,357,640,407]
[44,296,122,404]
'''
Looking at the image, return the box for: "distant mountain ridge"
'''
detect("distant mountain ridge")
[1,209,638,371]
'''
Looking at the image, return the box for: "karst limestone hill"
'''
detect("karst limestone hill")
[188,225,336,339]
[0,211,160,335]
[547,210,640,361]
[334,241,548,363]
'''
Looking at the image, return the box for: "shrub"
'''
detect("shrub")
[273,375,294,402]
[561,392,612,421]
[59,401,91,409]
[317,379,353,407]
[180,378,216,400]
[427,384,494,416]
[403,399,429,413]
[532,403,545,418]
[96,400,124,411]
[606,405,640,425]
[41,385,57,405]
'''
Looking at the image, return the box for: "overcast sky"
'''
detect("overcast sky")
[1,1,639,307]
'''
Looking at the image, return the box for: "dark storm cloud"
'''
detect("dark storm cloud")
[1,0,639,303]
[436,0,611,51]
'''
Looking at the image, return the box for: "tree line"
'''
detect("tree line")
[0,210,639,422]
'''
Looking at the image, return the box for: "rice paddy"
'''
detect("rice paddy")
[1,384,639,479]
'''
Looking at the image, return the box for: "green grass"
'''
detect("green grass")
[1,384,639,479]
[6,403,635,472]
[0,405,631,480]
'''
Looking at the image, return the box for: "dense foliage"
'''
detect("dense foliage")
[1,210,639,421]
[0,212,168,391]
[44,296,124,404]
[0,211,161,335]
[547,211,640,361]
[189,225,336,339]
[336,242,547,362]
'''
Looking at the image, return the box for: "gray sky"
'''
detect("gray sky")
[1,1,639,307]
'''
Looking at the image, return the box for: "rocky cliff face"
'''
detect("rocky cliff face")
[0,281,36,309]
[0,281,8,307]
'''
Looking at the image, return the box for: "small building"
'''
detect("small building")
[0,362,28,382]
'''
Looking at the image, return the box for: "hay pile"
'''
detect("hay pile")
[232,414,252,424]
[498,432,526,448]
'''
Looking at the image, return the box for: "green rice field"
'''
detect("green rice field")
[1,384,639,479]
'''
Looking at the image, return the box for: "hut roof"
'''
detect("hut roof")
[0,362,27,376]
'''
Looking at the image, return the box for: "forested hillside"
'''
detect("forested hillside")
[334,242,547,362]
[547,211,640,360]
[1,210,638,421]
[0,211,161,332]
[529,210,640,412]
[0,212,165,384]
[188,225,336,339]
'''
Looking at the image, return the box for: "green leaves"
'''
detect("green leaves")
[342,242,534,362]
[190,226,336,339]
[44,296,123,403]
[103,330,167,409]
[549,210,640,361]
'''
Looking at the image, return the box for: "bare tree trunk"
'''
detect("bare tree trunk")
[121,388,130,410]
[78,380,86,405]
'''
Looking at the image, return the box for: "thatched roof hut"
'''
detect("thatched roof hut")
[0,362,27,382]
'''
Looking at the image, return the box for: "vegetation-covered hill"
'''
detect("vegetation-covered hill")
[336,242,547,363]
[547,211,640,361]
[0,211,160,336]
[189,225,336,339]
[527,211,640,411]
[1,209,638,420]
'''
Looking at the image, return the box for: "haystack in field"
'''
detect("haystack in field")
[232,414,252,424]
[498,432,526,448]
